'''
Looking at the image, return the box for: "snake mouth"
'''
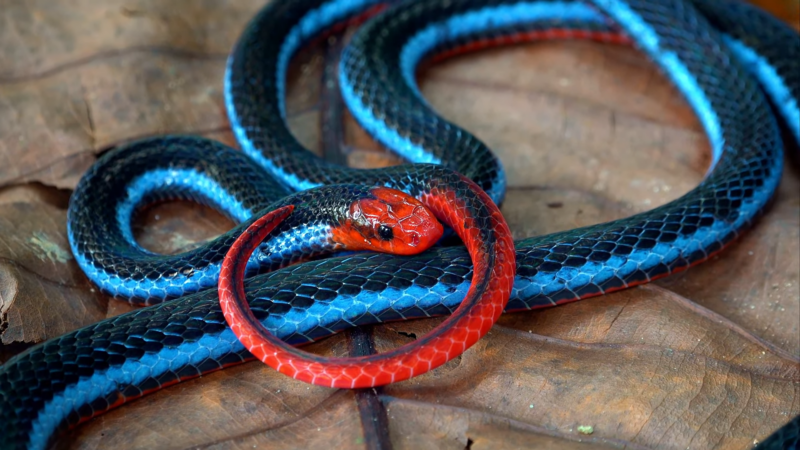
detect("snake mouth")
[331,187,444,255]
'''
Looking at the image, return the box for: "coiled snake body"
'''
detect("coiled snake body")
[0,0,798,449]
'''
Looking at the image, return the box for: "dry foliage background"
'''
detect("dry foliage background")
[0,1,798,449]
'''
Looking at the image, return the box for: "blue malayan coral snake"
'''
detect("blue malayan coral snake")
[0,0,798,449]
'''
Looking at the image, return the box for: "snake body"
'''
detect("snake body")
[217,172,516,389]
[1,0,798,448]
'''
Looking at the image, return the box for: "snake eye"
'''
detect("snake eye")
[378,224,394,240]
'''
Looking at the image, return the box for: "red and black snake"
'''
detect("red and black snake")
[1,0,798,448]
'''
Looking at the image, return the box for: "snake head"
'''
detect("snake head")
[333,187,443,255]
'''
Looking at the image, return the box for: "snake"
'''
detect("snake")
[217,177,515,389]
[1,0,798,449]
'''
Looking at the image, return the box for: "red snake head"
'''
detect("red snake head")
[332,187,443,255]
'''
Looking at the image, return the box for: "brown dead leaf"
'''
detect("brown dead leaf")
[0,0,325,188]
[0,196,110,349]
[1,1,798,449]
